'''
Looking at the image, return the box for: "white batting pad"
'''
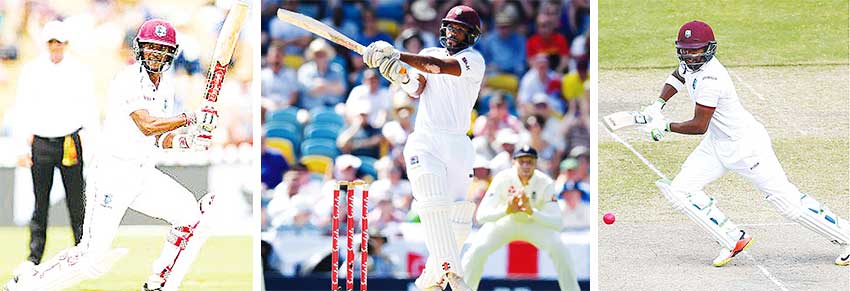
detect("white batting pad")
[656,179,740,249]
[412,174,463,277]
[767,193,850,245]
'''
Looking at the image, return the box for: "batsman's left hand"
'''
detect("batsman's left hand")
[642,118,670,142]
[192,105,218,150]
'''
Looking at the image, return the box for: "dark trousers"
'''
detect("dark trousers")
[29,130,85,264]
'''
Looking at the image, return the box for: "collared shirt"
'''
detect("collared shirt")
[100,63,176,163]
[414,46,485,135]
[668,58,758,140]
[15,54,97,139]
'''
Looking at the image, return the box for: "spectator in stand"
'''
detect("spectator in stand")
[356,8,393,47]
[396,28,426,54]
[468,155,493,206]
[370,157,413,213]
[473,94,524,146]
[261,44,299,109]
[261,136,289,190]
[297,39,347,108]
[524,114,558,176]
[526,13,569,73]
[338,101,383,159]
[364,228,398,278]
[268,0,312,55]
[345,69,391,128]
[479,8,526,76]
[561,57,589,118]
[518,54,564,114]
[488,128,520,174]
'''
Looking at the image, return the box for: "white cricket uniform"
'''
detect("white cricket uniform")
[461,167,579,291]
[86,63,200,252]
[403,46,484,194]
[669,58,798,200]
[667,57,850,247]
[402,46,483,286]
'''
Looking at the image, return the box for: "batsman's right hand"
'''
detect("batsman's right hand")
[363,41,399,68]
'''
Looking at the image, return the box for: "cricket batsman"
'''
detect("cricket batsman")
[4,19,221,291]
[640,20,850,267]
[361,5,484,290]
[461,146,580,291]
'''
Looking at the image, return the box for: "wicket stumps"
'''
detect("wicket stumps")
[332,180,369,291]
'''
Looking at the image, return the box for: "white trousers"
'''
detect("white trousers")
[461,216,580,291]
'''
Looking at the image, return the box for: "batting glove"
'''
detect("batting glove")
[645,119,670,141]
[195,105,219,133]
[192,130,213,150]
[379,57,409,84]
[642,98,666,117]
[363,41,399,68]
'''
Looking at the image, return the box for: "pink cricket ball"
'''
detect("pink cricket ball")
[603,212,616,225]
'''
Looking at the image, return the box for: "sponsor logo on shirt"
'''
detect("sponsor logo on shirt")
[692,79,697,90]
[702,76,717,80]
[409,155,419,165]
[461,57,470,70]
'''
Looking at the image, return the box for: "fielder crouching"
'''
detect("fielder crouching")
[4,19,220,291]
[461,145,580,291]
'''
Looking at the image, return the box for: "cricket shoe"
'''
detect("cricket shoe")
[712,230,754,267]
[414,268,446,291]
[836,244,850,266]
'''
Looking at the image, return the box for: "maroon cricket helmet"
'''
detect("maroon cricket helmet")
[440,5,481,53]
[133,19,179,73]
[675,20,717,71]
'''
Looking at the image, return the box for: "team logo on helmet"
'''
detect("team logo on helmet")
[155,25,167,37]
[684,30,692,38]
[454,7,462,15]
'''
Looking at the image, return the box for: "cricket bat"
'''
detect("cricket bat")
[203,1,249,104]
[602,111,651,131]
[276,8,405,74]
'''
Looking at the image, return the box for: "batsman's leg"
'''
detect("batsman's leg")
[732,129,850,266]
[411,172,466,289]
[131,170,219,291]
[665,137,750,266]
[6,163,136,291]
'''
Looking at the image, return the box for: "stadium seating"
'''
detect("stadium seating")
[310,107,346,129]
[300,138,340,158]
[356,155,378,181]
[303,123,341,140]
[266,138,296,165]
[300,155,333,175]
[486,74,520,95]
[266,107,301,126]
[265,122,301,151]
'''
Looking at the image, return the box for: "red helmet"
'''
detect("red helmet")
[439,5,481,54]
[134,19,179,73]
[675,20,716,71]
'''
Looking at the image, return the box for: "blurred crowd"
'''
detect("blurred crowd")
[0,0,254,150]
[260,0,591,278]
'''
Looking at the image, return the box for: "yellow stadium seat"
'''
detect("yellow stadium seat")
[283,54,305,69]
[486,74,519,94]
[266,138,296,165]
[301,155,333,175]
[377,19,400,38]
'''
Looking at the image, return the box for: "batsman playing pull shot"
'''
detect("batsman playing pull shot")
[4,19,221,291]
[638,20,850,267]
[461,146,580,291]
[361,5,484,291]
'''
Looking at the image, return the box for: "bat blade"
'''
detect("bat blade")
[603,111,650,131]
[276,8,365,55]
[203,1,248,104]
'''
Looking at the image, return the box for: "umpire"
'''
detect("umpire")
[14,20,96,270]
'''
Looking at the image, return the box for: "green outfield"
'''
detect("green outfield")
[0,227,252,291]
[598,1,849,290]
[600,0,849,69]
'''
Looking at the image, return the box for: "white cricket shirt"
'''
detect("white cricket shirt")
[100,63,176,163]
[672,58,759,140]
[414,46,485,135]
